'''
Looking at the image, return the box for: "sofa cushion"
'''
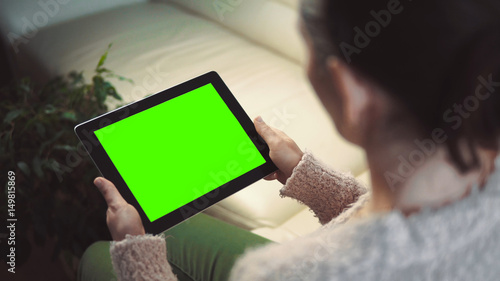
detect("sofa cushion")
[250,170,372,242]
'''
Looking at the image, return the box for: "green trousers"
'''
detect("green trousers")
[77,213,272,281]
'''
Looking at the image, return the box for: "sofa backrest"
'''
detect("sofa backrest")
[274,0,299,9]
[160,0,306,64]
[1,0,306,64]
[0,0,147,36]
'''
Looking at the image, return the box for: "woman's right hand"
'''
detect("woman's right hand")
[254,116,304,185]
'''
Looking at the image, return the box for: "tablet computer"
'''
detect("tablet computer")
[75,71,277,234]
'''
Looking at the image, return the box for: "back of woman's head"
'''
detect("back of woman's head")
[301,0,500,172]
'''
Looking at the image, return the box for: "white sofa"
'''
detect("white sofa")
[1,0,369,242]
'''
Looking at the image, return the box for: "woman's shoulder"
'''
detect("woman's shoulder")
[228,213,393,281]
[229,171,500,281]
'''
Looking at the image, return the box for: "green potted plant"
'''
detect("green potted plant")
[0,44,132,278]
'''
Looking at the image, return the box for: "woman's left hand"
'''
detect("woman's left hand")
[94,177,145,241]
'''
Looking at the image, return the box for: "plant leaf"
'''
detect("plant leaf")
[61,111,77,121]
[35,123,46,138]
[96,52,108,70]
[116,75,134,84]
[39,131,64,155]
[17,161,30,176]
[103,82,122,101]
[44,104,56,114]
[106,73,134,84]
[33,156,44,178]
[69,71,84,86]
[18,78,32,97]
[3,109,25,123]
[92,76,107,105]
[96,43,113,70]
[96,68,112,74]
[53,145,75,151]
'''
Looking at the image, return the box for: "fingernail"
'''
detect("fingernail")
[94,178,103,188]
[256,116,264,123]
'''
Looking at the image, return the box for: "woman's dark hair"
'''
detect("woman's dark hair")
[301,0,500,172]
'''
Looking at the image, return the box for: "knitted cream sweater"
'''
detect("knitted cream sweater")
[110,151,500,281]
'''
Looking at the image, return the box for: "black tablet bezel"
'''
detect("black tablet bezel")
[75,71,277,234]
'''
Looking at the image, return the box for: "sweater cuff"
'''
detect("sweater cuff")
[110,234,177,281]
[280,149,367,224]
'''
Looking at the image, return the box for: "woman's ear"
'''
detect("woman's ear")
[325,56,373,144]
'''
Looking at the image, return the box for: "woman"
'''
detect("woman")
[92,0,500,280]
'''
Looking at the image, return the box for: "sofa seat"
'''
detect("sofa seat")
[8,0,368,240]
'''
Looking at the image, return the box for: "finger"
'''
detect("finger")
[264,172,278,181]
[94,177,127,211]
[254,116,279,145]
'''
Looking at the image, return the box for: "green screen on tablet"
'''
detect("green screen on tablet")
[94,83,266,222]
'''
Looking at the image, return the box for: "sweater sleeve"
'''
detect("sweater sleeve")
[280,149,367,225]
[110,234,177,281]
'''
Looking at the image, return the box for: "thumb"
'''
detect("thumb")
[254,116,278,145]
[94,177,127,211]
